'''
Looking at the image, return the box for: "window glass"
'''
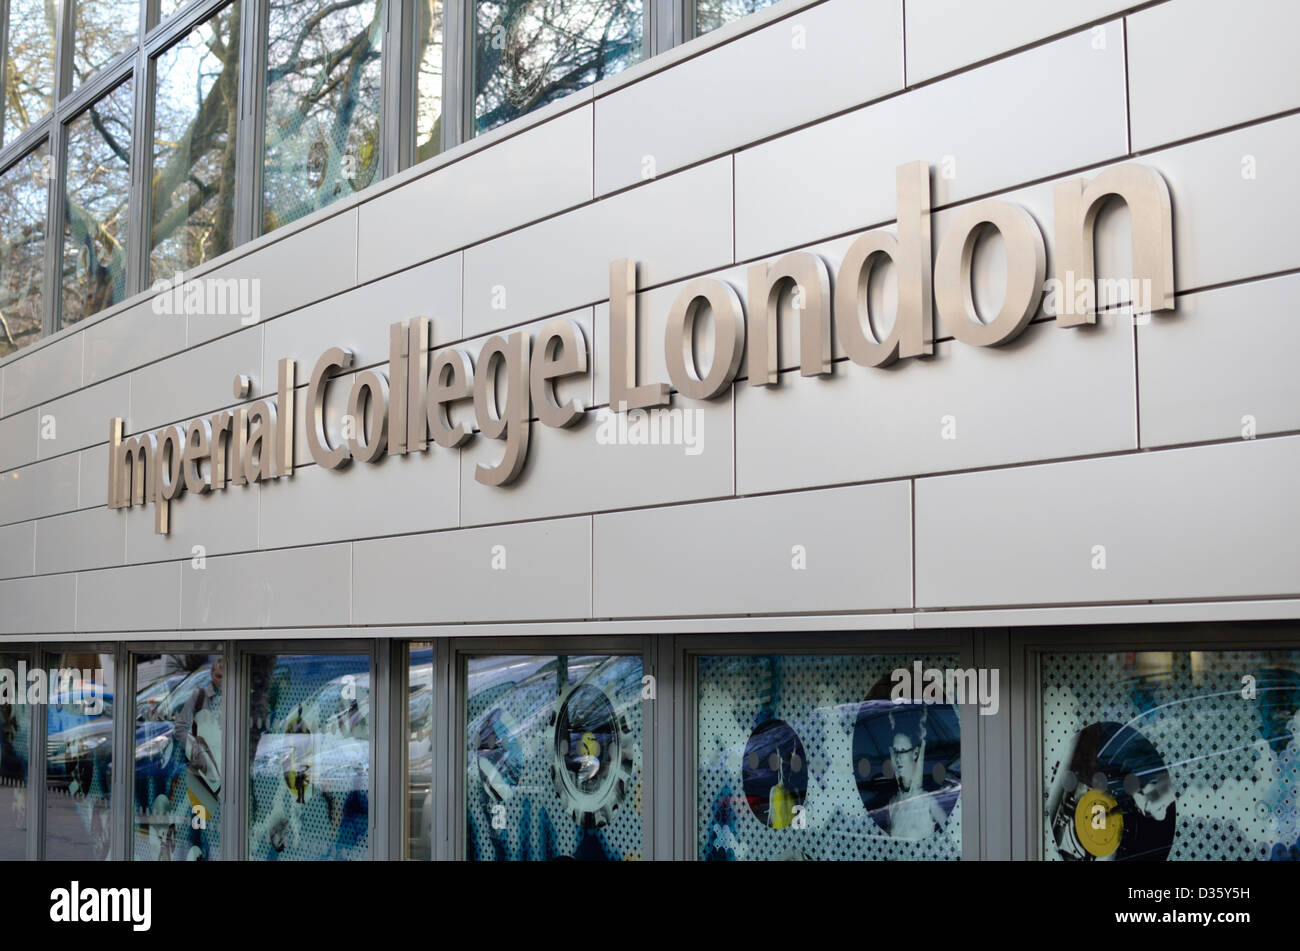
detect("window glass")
[61,79,133,326]
[3,0,57,145]
[149,3,240,281]
[473,0,643,135]
[695,0,781,36]
[696,653,963,860]
[72,0,140,86]
[159,0,191,21]
[407,643,434,859]
[0,652,32,859]
[133,653,224,861]
[0,143,49,358]
[465,653,643,860]
[262,0,383,232]
[45,650,115,860]
[1041,648,1300,861]
[413,0,444,164]
[247,652,370,860]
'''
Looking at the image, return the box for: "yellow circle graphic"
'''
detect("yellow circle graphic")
[1075,788,1123,857]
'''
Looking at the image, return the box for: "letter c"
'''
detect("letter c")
[307,346,354,469]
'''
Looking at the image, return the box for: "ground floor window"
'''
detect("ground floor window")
[0,628,1297,859]
[133,651,224,861]
[464,653,643,860]
[695,652,963,861]
[246,651,372,860]
[1039,648,1300,862]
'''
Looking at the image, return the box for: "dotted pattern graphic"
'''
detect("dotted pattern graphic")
[1040,650,1300,861]
[696,653,963,861]
[465,655,643,861]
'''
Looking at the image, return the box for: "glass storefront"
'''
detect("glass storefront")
[696,652,963,861]
[0,631,1296,859]
[1040,648,1300,862]
[464,653,643,860]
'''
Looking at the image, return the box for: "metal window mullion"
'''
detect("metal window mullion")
[43,112,65,336]
[111,645,133,861]
[678,0,695,44]
[445,640,464,860]
[142,0,230,56]
[126,49,150,296]
[233,0,265,243]
[459,0,474,147]
[54,0,75,104]
[0,1,11,147]
[432,637,452,861]
[26,646,46,861]
[382,0,411,175]
[370,638,387,859]
[222,641,246,860]
[440,0,467,152]
[43,0,75,336]
[386,640,411,859]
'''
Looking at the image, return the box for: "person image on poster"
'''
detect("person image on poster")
[887,707,946,839]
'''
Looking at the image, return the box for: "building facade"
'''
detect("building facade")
[0,0,1297,861]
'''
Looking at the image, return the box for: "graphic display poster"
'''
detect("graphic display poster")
[697,653,962,861]
[465,654,643,861]
[1041,649,1300,861]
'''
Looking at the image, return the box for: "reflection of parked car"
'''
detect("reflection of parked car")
[46,667,218,802]
[251,673,371,799]
[135,673,186,722]
[46,685,113,735]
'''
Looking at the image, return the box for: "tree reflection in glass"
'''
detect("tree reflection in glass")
[262,0,384,233]
[414,0,444,165]
[3,0,58,145]
[71,0,139,86]
[0,144,48,357]
[61,80,133,326]
[695,0,780,36]
[150,4,240,281]
[473,0,643,134]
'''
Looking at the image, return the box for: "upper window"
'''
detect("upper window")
[0,141,48,357]
[149,3,240,281]
[71,0,140,87]
[159,0,190,22]
[2,0,57,146]
[413,0,444,164]
[61,79,133,327]
[472,0,643,135]
[261,0,384,233]
[695,0,781,36]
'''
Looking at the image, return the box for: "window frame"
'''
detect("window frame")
[1016,620,1300,861]
[231,638,380,861]
[447,634,656,860]
[677,630,976,861]
[124,641,228,861]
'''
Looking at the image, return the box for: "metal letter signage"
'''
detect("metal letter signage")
[108,161,1175,534]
